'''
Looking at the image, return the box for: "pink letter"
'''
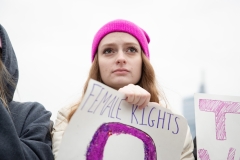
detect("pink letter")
[227,148,236,160]
[198,149,210,160]
[199,99,240,140]
[198,148,237,160]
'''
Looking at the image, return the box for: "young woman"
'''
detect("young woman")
[52,19,194,160]
[0,24,54,160]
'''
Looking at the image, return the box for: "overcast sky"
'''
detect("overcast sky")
[0,0,239,120]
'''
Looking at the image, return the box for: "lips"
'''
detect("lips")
[112,68,129,73]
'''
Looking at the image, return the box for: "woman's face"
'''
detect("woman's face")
[98,32,142,90]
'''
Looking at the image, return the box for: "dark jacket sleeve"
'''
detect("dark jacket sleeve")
[193,137,197,159]
[0,101,54,160]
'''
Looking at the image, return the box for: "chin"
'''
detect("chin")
[103,76,139,89]
[110,79,135,89]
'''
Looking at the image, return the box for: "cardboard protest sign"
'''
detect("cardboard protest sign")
[57,79,189,160]
[195,93,240,160]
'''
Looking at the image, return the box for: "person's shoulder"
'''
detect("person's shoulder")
[9,101,51,121]
[9,101,50,115]
[52,98,80,134]
[8,101,52,132]
[56,97,81,122]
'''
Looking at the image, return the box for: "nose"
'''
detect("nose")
[116,51,126,64]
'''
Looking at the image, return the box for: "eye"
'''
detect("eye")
[103,48,114,54]
[127,47,137,53]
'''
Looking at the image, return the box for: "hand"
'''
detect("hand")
[118,84,151,109]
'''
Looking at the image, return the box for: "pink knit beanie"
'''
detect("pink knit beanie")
[91,19,150,62]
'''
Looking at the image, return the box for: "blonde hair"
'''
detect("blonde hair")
[0,50,16,107]
[68,52,168,121]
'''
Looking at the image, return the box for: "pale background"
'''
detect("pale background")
[0,0,239,121]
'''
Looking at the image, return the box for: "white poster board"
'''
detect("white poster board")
[57,79,189,160]
[195,93,240,160]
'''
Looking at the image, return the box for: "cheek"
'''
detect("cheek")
[137,59,142,77]
[99,61,109,77]
[137,63,142,77]
[134,59,142,79]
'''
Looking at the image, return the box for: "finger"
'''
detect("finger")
[118,86,134,103]
[139,95,150,109]
[131,90,141,105]
[125,84,137,103]
[130,85,150,107]
[136,95,146,108]
[126,90,135,103]
[133,86,145,105]
[138,90,150,109]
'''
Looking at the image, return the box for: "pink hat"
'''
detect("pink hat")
[0,36,2,48]
[91,19,150,62]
